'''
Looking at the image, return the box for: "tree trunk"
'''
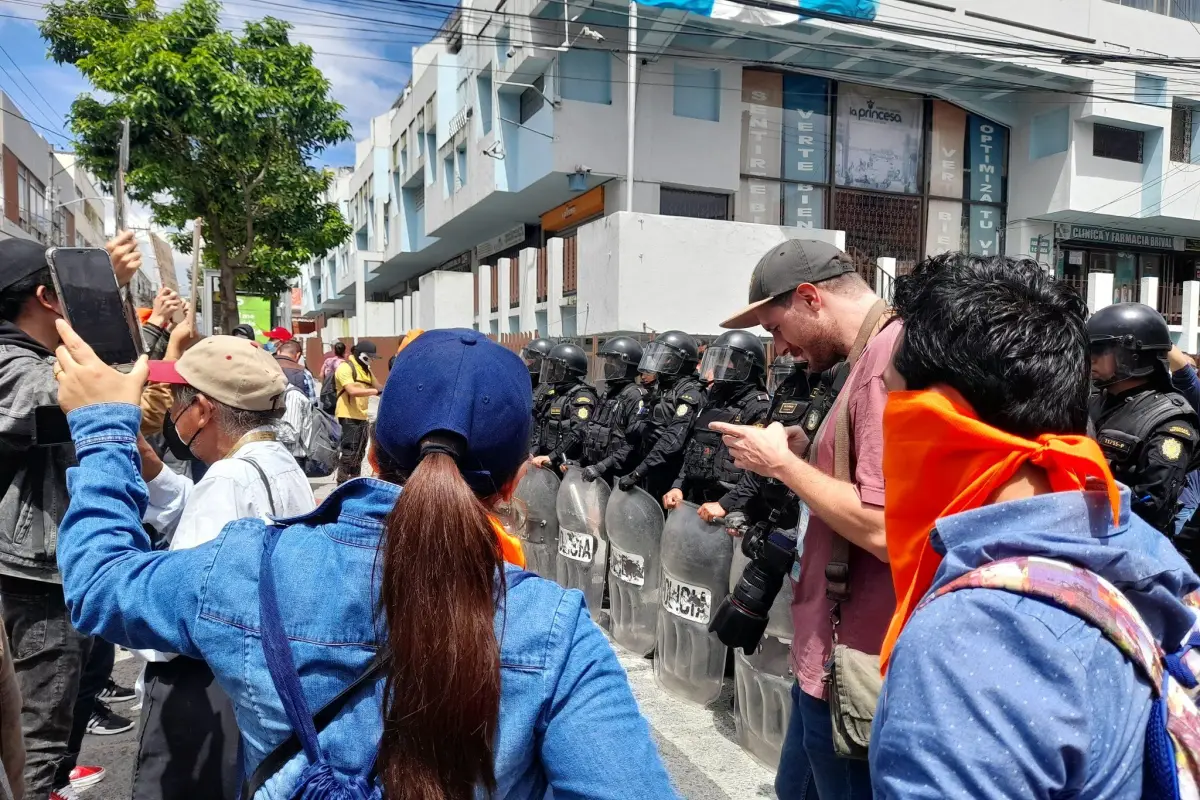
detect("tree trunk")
[219,260,240,335]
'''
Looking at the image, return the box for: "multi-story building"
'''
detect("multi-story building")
[299,0,1200,342]
[2,92,109,249]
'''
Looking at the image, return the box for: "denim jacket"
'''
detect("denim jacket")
[872,488,1200,799]
[58,403,678,800]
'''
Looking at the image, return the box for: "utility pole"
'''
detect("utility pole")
[189,219,203,329]
[624,1,636,213]
[47,146,57,245]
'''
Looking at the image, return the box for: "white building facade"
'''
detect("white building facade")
[298,0,1200,342]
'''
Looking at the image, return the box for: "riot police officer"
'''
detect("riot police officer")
[617,330,705,500]
[664,330,771,514]
[579,337,647,484]
[523,337,556,450]
[1089,302,1199,535]
[531,342,599,471]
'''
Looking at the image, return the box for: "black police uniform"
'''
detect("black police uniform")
[672,382,771,506]
[533,380,599,465]
[1091,388,1198,533]
[628,376,706,499]
[1087,302,1200,535]
[581,381,647,479]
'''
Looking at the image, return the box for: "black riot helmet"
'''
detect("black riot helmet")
[700,330,766,385]
[1087,302,1172,389]
[639,330,700,379]
[768,354,803,394]
[598,336,644,382]
[521,338,555,376]
[540,343,589,385]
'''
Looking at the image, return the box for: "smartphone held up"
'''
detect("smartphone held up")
[46,247,143,369]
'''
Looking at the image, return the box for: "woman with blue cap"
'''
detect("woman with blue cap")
[49,321,678,800]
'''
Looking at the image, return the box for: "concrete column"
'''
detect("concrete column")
[1183,281,1200,354]
[497,258,512,327]
[393,298,404,331]
[354,255,367,341]
[1140,276,1160,311]
[519,248,538,333]
[411,289,422,330]
[1087,272,1114,316]
[876,257,896,303]
[478,263,492,330]
[547,238,565,337]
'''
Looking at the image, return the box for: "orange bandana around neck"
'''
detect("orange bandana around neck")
[879,387,1120,674]
[490,516,527,569]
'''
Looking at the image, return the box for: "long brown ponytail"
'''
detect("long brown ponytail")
[377,448,506,800]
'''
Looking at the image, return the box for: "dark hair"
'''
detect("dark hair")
[0,267,54,323]
[333,341,346,358]
[276,339,303,359]
[373,440,507,800]
[891,252,1090,438]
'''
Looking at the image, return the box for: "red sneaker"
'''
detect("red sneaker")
[69,764,107,788]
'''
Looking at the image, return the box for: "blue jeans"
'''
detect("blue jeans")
[775,684,873,800]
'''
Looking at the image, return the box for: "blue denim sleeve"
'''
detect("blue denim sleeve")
[58,403,207,658]
[871,590,1090,799]
[1172,365,1200,415]
[539,594,679,800]
[1177,471,1200,535]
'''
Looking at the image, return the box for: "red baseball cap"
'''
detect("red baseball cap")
[263,326,293,341]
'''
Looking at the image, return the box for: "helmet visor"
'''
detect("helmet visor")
[521,347,544,375]
[768,355,795,393]
[601,353,631,381]
[1089,340,1154,386]
[639,341,684,376]
[540,358,569,384]
[700,345,754,384]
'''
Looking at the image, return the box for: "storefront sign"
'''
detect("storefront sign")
[782,75,829,184]
[475,224,527,260]
[542,186,605,233]
[736,178,781,225]
[1185,238,1200,252]
[1029,236,1051,255]
[925,199,962,256]
[834,83,923,195]
[741,71,783,180]
[969,205,1001,256]
[783,184,824,229]
[929,102,965,198]
[1054,223,1182,251]
[968,116,1006,204]
[438,250,473,271]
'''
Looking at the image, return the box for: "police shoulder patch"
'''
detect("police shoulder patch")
[779,402,799,414]
[1162,437,1184,462]
[676,403,691,417]
[577,408,590,420]
[1168,424,1196,440]
[575,395,593,405]
[680,393,699,404]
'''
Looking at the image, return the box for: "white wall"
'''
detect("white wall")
[417,270,475,329]
[365,301,398,336]
[576,212,845,335]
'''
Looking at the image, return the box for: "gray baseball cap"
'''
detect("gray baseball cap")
[720,240,855,329]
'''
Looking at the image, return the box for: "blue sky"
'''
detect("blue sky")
[0,0,435,167]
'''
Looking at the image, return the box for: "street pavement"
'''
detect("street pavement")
[78,467,775,799]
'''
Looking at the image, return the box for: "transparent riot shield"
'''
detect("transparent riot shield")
[555,467,612,612]
[512,465,561,578]
[729,546,795,770]
[604,485,665,655]
[654,502,735,706]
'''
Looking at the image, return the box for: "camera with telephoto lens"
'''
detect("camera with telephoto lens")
[709,362,848,653]
[709,511,797,653]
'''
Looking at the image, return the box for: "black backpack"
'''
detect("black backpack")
[319,371,338,415]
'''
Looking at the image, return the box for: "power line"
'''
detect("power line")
[0,41,62,125]
[0,103,72,141]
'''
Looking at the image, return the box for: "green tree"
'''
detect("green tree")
[41,0,352,331]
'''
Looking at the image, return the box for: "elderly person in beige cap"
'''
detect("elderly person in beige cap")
[128,334,316,800]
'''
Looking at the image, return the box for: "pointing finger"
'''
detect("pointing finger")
[709,421,743,437]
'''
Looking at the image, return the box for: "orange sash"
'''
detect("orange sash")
[490,517,526,568]
[879,387,1119,673]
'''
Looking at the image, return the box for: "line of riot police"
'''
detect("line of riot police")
[513,330,850,769]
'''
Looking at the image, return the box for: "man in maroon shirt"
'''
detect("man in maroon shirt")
[716,239,896,800]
